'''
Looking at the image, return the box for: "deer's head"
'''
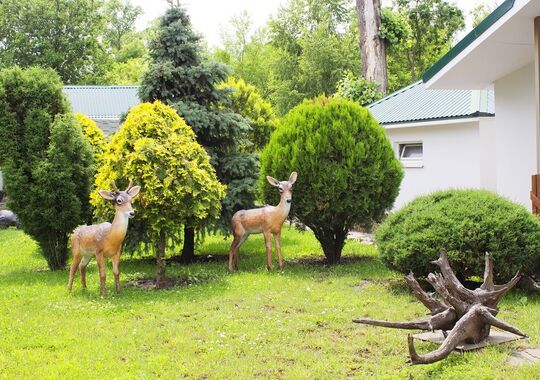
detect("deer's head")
[99,180,141,218]
[267,172,297,203]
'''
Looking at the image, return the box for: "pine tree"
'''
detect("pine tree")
[139,7,259,262]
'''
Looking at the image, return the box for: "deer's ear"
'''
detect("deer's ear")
[98,190,116,201]
[288,171,297,185]
[266,176,280,187]
[128,186,141,197]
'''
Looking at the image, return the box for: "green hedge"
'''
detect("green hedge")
[376,189,540,282]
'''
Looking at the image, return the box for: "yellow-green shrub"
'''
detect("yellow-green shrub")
[75,113,106,169]
[219,77,277,151]
[92,101,225,278]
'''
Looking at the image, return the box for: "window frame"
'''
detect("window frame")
[397,142,424,168]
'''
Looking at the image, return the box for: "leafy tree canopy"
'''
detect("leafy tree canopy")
[335,71,383,106]
[103,0,143,52]
[267,0,361,114]
[0,0,107,84]
[383,0,465,91]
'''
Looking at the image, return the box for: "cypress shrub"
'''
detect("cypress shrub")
[0,67,93,269]
[260,97,403,263]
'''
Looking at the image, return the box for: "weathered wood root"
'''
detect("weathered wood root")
[353,308,457,332]
[353,251,526,365]
[407,305,527,364]
[404,271,448,315]
[353,318,433,330]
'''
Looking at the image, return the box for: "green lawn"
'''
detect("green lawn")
[0,227,539,379]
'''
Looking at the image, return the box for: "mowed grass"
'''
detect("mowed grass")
[0,227,539,379]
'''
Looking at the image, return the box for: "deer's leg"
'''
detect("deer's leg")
[234,246,240,270]
[68,252,82,292]
[274,231,283,271]
[229,223,248,272]
[229,232,242,273]
[235,234,248,270]
[96,253,106,296]
[79,255,91,289]
[112,251,121,294]
[264,231,273,271]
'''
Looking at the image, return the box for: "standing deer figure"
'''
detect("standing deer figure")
[228,172,297,272]
[68,181,140,296]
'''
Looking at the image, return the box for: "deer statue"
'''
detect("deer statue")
[68,181,140,296]
[228,172,297,273]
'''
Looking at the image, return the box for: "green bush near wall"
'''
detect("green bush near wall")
[376,189,540,282]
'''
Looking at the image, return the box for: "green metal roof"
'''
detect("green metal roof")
[423,0,515,83]
[63,85,140,119]
[367,81,494,125]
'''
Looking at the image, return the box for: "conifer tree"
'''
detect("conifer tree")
[0,67,93,269]
[139,7,259,262]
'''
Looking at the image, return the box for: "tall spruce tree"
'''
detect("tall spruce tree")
[139,7,259,262]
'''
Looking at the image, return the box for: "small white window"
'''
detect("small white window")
[398,142,423,168]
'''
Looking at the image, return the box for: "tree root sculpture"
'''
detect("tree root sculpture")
[353,249,527,364]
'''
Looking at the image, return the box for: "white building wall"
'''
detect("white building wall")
[493,63,537,208]
[478,117,497,191]
[386,121,481,209]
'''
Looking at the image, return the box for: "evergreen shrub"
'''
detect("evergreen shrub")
[260,97,403,263]
[376,189,540,282]
[0,67,93,269]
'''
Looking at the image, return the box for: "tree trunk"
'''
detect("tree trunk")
[356,0,388,93]
[42,234,68,270]
[318,231,346,264]
[408,51,416,81]
[156,230,167,289]
[180,226,195,263]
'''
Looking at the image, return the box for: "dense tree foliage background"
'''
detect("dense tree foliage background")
[215,0,466,113]
[0,0,470,107]
[0,0,106,84]
[0,0,148,85]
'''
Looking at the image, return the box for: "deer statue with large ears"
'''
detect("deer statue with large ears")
[228,171,298,272]
[68,180,140,296]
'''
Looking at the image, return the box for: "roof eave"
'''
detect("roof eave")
[422,0,516,84]
[381,113,494,129]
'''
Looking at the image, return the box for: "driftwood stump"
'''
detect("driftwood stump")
[353,249,527,364]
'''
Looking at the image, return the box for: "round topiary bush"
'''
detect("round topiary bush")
[376,189,540,282]
[260,97,403,263]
